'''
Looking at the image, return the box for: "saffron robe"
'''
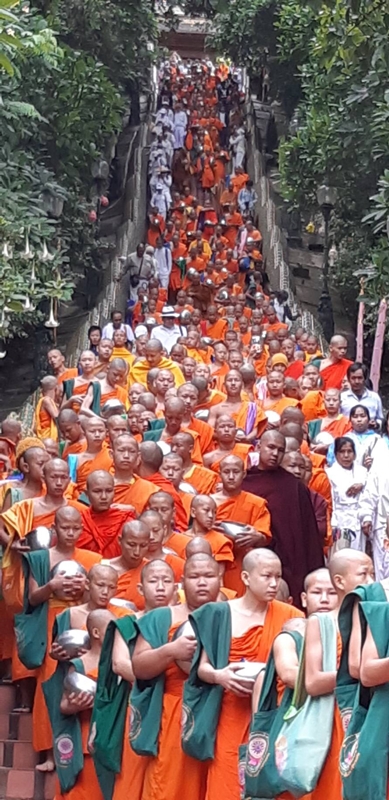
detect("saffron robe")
[129,358,185,388]
[311,358,353,391]
[112,476,159,514]
[79,506,137,558]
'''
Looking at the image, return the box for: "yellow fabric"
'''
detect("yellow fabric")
[128,357,185,388]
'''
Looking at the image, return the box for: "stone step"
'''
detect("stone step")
[0,741,37,770]
[0,765,55,800]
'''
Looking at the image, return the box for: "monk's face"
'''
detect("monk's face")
[129,384,144,405]
[301,574,338,616]
[113,330,128,348]
[177,386,198,414]
[55,508,83,548]
[127,406,143,435]
[107,416,129,444]
[191,498,215,532]
[47,350,64,371]
[88,569,118,608]
[303,366,319,387]
[108,365,127,387]
[193,365,210,382]
[85,420,106,447]
[164,408,184,436]
[139,562,176,609]
[281,452,305,479]
[306,336,319,355]
[259,434,285,469]
[219,458,244,493]
[183,557,220,610]
[98,340,114,362]
[113,436,139,472]
[324,389,340,416]
[148,497,174,529]
[155,371,174,396]
[79,351,96,375]
[267,372,284,397]
[182,359,196,380]
[22,448,49,482]
[214,344,228,364]
[59,419,82,443]
[281,340,295,361]
[87,474,114,512]
[160,457,184,489]
[143,515,165,554]
[120,527,150,569]
[44,461,70,497]
[224,370,242,396]
[243,558,282,603]
[215,416,236,444]
[146,345,163,368]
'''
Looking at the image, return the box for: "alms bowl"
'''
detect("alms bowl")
[64,671,96,696]
[55,630,90,657]
[219,521,247,539]
[172,620,197,674]
[25,526,55,551]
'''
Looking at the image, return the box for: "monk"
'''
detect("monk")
[159,452,194,524]
[0,458,84,551]
[128,339,185,388]
[24,506,101,769]
[261,371,300,415]
[308,388,351,444]
[93,338,114,377]
[47,348,78,384]
[61,350,97,409]
[205,305,228,341]
[242,431,324,605]
[185,494,234,567]
[188,550,303,800]
[208,370,267,443]
[148,491,192,559]
[310,335,352,390]
[171,431,218,494]
[282,338,304,380]
[1,439,49,511]
[78,471,136,557]
[211,455,271,595]
[58,410,86,458]
[140,509,185,582]
[81,359,129,414]
[34,375,59,440]
[106,414,129,446]
[143,396,203,465]
[131,553,222,800]
[176,383,215,455]
[203,415,253,474]
[57,609,114,800]
[137,442,188,532]
[104,520,151,610]
[111,434,158,513]
[191,375,226,411]
[67,417,112,498]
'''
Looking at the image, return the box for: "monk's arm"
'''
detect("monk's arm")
[132,634,180,680]
[60,671,94,714]
[0,519,11,547]
[80,385,94,412]
[112,629,135,683]
[349,601,363,680]
[28,571,71,606]
[305,616,336,696]
[197,649,252,695]
[360,625,389,687]
[273,633,299,689]
[42,397,59,420]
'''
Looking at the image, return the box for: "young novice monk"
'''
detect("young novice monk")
[140,509,185,582]
[57,609,115,799]
[185,549,303,800]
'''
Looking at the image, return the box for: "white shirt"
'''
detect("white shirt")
[101,322,134,343]
[152,324,186,353]
[326,460,372,550]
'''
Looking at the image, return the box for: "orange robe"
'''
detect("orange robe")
[129,358,184,389]
[58,368,78,385]
[164,531,192,559]
[311,416,351,438]
[317,359,353,390]
[206,319,228,341]
[141,622,208,800]
[110,559,148,610]
[146,473,188,533]
[261,397,300,415]
[206,602,303,800]
[183,465,218,494]
[35,397,58,440]
[208,443,253,475]
[195,390,227,411]
[215,492,272,595]
[100,385,128,409]
[301,391,326,422]
[33,548,101,753]
[185,529,234,565]
[72,448,113,497]
[112,476,159,514]
[229,402,267,438]
[185,417,214,456]
[79,506,137,558]
[62,440,87,459]
[113,707,151,800]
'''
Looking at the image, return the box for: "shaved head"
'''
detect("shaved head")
[328,549,373,596]
[185,537,213,559]
[242,549,281,573]
[88,563,118,583]
[54,505,82,526]
[280,407,305,426]
[139,441,163,471]
[304,567,332,592]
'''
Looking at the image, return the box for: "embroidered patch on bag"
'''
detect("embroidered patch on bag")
[340,707,352,734]
[275,733,288,775]
[245,732,270,776]
[339,733,360,777]
[55,735,74,765]
[129,705,142,742]
[181,703,195,741]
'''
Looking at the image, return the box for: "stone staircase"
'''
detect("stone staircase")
[0,686,54,800]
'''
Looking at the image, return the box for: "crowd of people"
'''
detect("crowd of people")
[0,53,388,800]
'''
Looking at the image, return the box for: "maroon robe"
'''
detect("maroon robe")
[242,466,324,606]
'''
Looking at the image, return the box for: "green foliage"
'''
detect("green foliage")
[0,0,156,341]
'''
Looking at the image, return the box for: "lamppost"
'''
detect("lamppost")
[316,183,337,342]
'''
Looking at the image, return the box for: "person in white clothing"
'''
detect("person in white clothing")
[173,104,187,150]
[151,306,187,353]
[101,310,134,343]
[346,404,387,468]
[326,436,372,553]
[229,125,246,171]
[154,237,172,289]
[150,183,171,220]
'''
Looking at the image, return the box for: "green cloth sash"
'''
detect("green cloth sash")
[63,379,75,400]
[14,550,50,669]
[340,601,389,800]
[90,616,137,800]
[181,601,231,761]
[243,630,303,798]
[43,657,85,792]
[91,382,102,415]
[142,419,165,442]
[336,582,386,721]
[307,419,323,441]
[129,607,171,756]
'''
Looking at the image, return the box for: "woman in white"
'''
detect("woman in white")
[347,404,387,468]
[173,103,187,150]
[326,436,373,553]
